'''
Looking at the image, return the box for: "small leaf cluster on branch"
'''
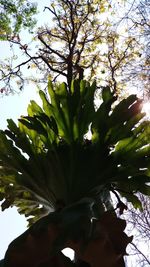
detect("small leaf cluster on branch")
[0,0,37,40]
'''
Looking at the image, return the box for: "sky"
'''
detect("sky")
[0,0,149,263]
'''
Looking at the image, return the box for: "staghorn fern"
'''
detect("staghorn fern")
[0,79,150,226]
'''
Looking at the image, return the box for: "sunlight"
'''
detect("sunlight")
[142,102,150,119]
[62,248,74,260]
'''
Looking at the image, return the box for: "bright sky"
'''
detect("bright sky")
[0,0,149,262]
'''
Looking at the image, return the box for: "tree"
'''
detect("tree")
[0,79,150,266]
[131,0,150,99]
[0,0,147,96]
[113,0,150,98]
[0,0,111,92]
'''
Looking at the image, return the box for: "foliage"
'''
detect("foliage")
[0,0,148,96]
[0,80,150,226]
[0,0,37,40]
[113,0,150,98]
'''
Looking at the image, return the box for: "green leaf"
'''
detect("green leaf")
[27,100,43,116]
[120,193,143,210]
[39,90,52,117]
[19,117,48,137]
[102,86,114,103]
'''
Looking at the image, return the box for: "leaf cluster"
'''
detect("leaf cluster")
[0,80,150,223]
[0,0,37,40]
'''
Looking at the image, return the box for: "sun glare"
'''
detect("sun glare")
[142,102,150,119]
[62,248,74,260]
